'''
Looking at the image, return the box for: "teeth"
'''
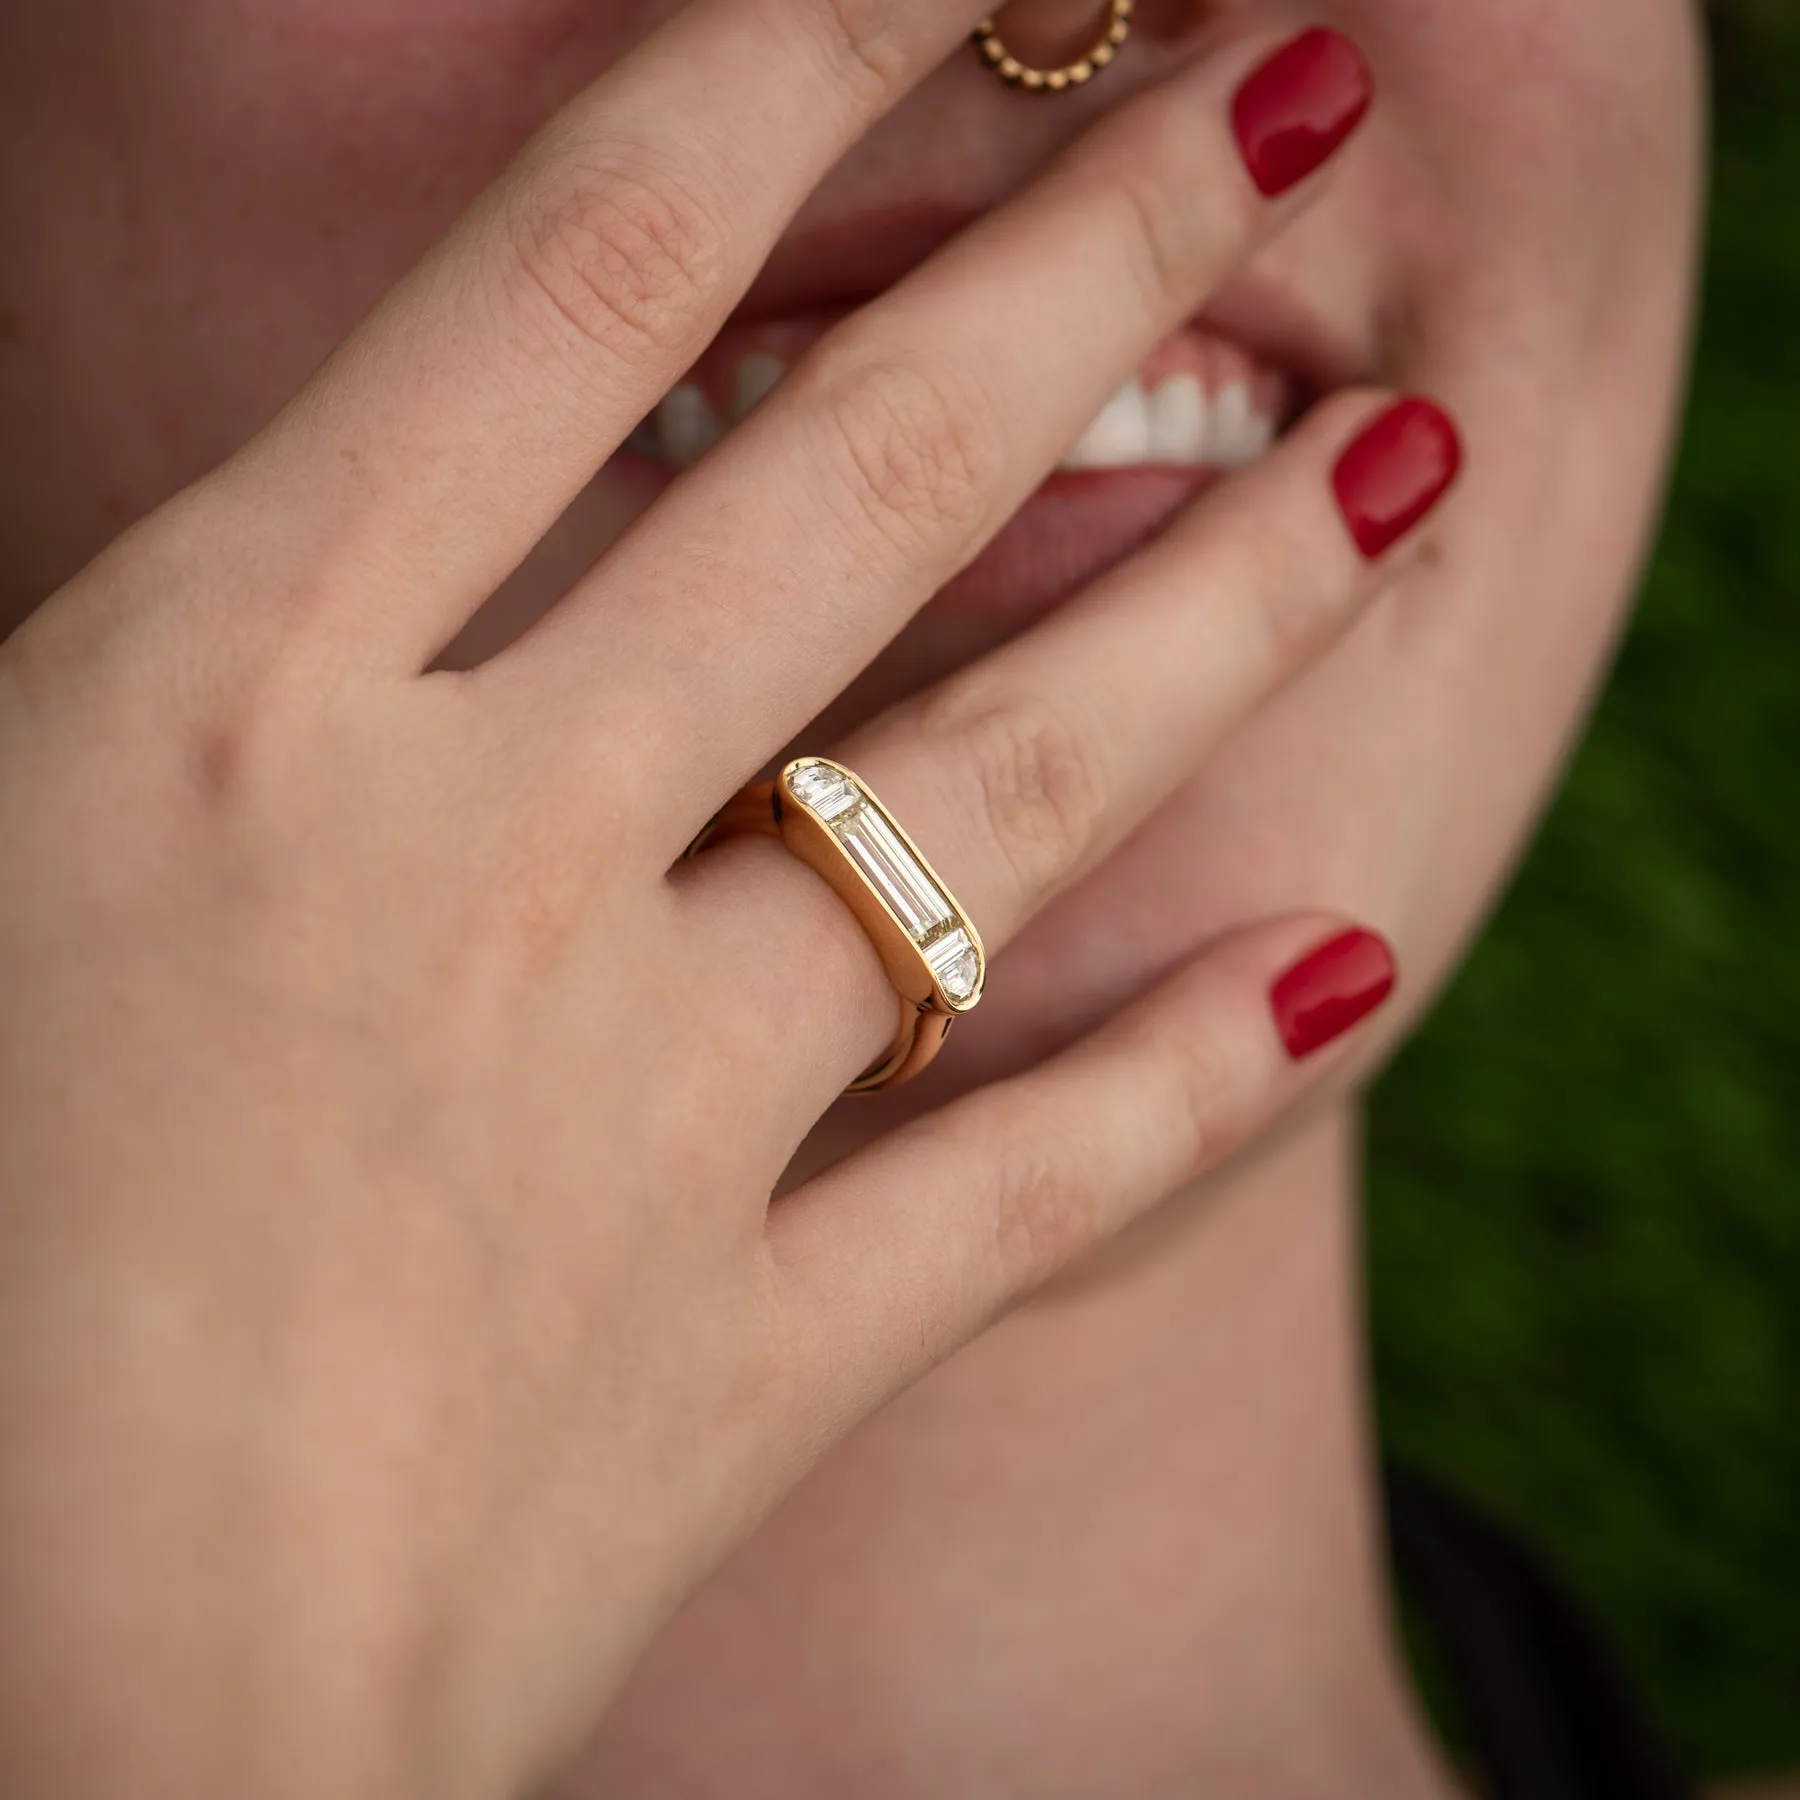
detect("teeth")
[1146,373,1207,463]
[1059,377,1151,470]
[732,351,787,421]
[626,352,1277,476]
[1058,373,1278,473]
[655,383,723,469]
[1207,380,1251,466]
[1205,380,1276,470]
[626,353,791,467]
[1235,402,1277,466]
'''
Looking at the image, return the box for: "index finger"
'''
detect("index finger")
[218,0,981,665]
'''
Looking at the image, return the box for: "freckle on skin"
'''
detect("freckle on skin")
[0,304,21,343]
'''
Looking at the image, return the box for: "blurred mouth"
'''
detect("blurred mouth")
[613,202,1344,628]
[624,311,1290,478]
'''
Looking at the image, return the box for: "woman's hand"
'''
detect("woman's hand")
[0,7,1450,1796]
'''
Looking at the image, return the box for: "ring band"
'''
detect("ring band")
[970,0,1133,94]
[685,758,985,1093]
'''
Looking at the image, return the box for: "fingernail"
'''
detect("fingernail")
[1331,397,1462,559]
[1270,927,1396,1060]
[1231,28,1374,198]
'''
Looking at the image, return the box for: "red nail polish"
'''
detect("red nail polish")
[1270,927,1396,1060]
[1332,397,1462,559]
[1231,28,1373,198]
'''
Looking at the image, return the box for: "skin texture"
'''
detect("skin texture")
[0,2,1703,1797]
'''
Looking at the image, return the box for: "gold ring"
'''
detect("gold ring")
[685,758,985,1093]
[970,0,1134,94]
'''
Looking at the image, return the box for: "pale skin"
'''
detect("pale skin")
[0,3,1703,1799]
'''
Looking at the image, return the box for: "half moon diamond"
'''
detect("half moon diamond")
[784,760,859,821]
[923,928,980,1003]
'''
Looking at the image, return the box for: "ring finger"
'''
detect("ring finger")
[685,385,1462,1103]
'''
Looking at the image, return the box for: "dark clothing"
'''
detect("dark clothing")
[1385,1463,1692,1800]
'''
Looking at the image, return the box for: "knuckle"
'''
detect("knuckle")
[507,145,726,364]
[816,352,1003,557]
[988,1126,1099,1294]
[1239,528,1347,674]
[1156,1007,1258,1181]
[1113,174,1198,318]
[804,0,913,100]
[1105,138,1257,320]
[932,688,1110,900]
[183,642,332,823]
[1160,1041,1228,1184]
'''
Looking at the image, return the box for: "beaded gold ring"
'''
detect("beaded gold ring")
[970,0,1134,94]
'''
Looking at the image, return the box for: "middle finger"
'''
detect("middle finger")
[482,24,1376,850]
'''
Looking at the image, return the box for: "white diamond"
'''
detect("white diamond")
[924,928,979,1002]
[835,808,951,938]
[785,762,858,821]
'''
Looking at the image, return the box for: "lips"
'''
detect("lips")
[611,201,1340,637]
[626,310,1292,477]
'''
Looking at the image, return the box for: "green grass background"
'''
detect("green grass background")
[1366,4,1800,1777]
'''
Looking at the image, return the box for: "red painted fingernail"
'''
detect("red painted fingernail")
[1332,397,1462,559]
[1270,927,1397,1060]
[1231,28,1373,198]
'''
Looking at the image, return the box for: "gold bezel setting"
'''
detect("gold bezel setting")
[777,758,985,1015]
[681,758,985,1091]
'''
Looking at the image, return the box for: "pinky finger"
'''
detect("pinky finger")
[767,913,1398,1431]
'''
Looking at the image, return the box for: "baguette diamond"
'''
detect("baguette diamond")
[838,807,952,938]
[781,759,982,1010]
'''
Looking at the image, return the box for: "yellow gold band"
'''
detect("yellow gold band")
[686,759,985,1093]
